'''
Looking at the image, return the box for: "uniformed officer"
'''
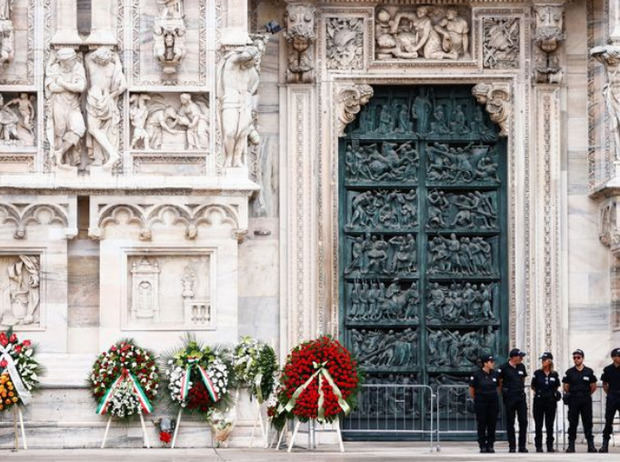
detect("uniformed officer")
[599,347,620,452]
[498,348,528,452]
[562,348,597,453]
[530,352,560,453]
[469,354,500,453]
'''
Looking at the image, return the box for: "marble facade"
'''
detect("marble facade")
[0,0,615,448]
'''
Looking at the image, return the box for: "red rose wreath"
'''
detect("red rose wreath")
[275,336,361,423]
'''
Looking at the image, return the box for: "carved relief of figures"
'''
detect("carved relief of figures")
[426,143,498,184]
[0,0,13,68]
[346,189,418,230]
[0,93,35,145]
[426,190,498,231]
[482,18,520,69]
[347,279,419,322]
[284,4,316,83]
[428,234,495,276]
[218,35,269,168]
[534,4,565,83]
[344,141,419,182]
[427,282,496,324]
[351,328,418,369]
[45,48,87,168]
[375,6,471,61]
[0,256,39,327]
[130,93,209,150]
[84,46,126,169]
[326,17,363,70]
[427,327,497,368]
[345,233,417,276]
[591,45,620,162]
[153,0,186,75]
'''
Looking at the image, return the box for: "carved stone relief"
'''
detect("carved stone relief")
[218,34,269,168]
[284,3,316,83]
[374,5,471,61]
[326,17,363,70]
[336,83,373,136]
[153,0,186,75]
[482,17,520,69]
[129,92,209,151]
[0,255,40,328]
[0,92,35,146]
[472,83,511,137]
[533,3,565,83]
[591,45,620,163]
[0,0,14,69]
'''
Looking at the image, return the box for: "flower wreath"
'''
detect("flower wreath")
[0,329,41,412]
[164,338,232,417]
[233,336,278,403]
[89,339,159,419]
[276,336,361,423]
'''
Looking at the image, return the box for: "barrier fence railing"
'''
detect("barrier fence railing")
[341,384,435,452]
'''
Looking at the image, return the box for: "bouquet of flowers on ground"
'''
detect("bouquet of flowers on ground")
[233,336,278,403]
[89,339,159,419]
[275,336,361,423]
[0,328,42,411]
[163,337,233,418]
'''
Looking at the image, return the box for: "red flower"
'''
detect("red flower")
[22,340,31,347]
[14,345,22,354]
[0,359,7,368]
[0,333,7,347]
[159,431,172,444]
[8,334,17,344]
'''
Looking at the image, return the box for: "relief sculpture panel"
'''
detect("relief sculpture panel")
[0,255,40,328]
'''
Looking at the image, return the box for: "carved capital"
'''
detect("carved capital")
[284,3,316,83]
[336,84,374,137]
[533,3,565,83]
[471,83,511,137]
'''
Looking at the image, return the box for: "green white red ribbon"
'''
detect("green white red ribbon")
[0,345,31,405]
[279,361,351,423]
[96,369,153,415]
[179,362,219,403]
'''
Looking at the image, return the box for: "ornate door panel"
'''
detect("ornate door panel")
[339,85,508,437]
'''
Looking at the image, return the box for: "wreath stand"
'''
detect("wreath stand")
[248,399,267,448]
[285,417,344,453]
[10,406,27,451]
[100,413,150,449]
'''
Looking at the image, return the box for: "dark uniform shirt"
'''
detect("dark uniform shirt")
[498,362,528,396]
[531,369,560,399]
[601,364,620,394]
[562,366,597,395]
[469,369,500,397]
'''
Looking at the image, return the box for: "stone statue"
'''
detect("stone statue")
[0,255,39,327]
[45,48,87,168]
[84,46,126,169]
[0,0,13,68]
[0,93,18,141]
[129,94,151,149]
[153,0,186,75]
[5,93,35,142]
[218,35,269,168]
[534,4,565,83]
[284,4,316,83]
[177,93,209,149]
[591,45,620,162]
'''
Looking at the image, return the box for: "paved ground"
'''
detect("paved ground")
[1,442,619,461]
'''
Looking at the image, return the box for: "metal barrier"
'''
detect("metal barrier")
[341,384,435,451]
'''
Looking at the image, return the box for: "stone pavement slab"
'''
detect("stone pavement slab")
[0,442,619,461]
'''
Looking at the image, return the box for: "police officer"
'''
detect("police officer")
[469,353,500,453]
[599,347,620,452]
[562,348,597,453]
[498,348,528,452]
[530,352,560,452]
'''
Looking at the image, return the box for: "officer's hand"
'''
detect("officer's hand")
[466,398,475,414]
[562,393,570,405]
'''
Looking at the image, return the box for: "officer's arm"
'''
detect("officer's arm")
[469,385,475,399]
[603,381,609,394]
[563,383,569,393]
[590,382,597,394]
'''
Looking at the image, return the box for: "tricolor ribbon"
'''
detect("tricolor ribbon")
[179,361,219,403]
[96,369,153,415]
[279,361,351,423]
[0,344,31,405]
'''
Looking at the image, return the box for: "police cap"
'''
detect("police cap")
[539,352,553,360]
[509,348,526,358]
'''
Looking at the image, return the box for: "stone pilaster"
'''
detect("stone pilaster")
[51,0,81,46]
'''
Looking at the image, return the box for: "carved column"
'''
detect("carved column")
[221,0,249,45]
[85,0,116,45]
[51,0,81,46]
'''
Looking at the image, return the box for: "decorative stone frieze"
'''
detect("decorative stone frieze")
[336,83,373,136]
[284,3,316,83]
[533,3,565,83]
[326,17,363,70]
[482,17,520,69]
[471,82,511,137]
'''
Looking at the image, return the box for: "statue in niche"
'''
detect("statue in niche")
[284,4,316,83]
[177,93,209,149]
[218,35,269,168]
[45,48,87,168]
[591,45,620,162]
[0,93,17,141]
[84,46,126,169]
[130,257,160,322]
[412,89,432,134]
[5,94,35,142]
[0,0,13,68]
[0,256,39,326]
[129,94,151,149]
[153,0,186,75]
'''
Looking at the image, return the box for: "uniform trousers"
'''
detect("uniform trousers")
[475,394,498,449]
[567,394,593,443]
[603,393,620,439]
[504,394,528,449]
[533,397,556,448]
